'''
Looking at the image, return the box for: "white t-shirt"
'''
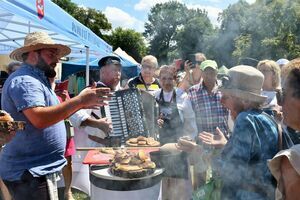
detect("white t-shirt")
[154,88,197,138]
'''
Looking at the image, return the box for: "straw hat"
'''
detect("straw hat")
[220,65,267,103]
[10,32,71,61]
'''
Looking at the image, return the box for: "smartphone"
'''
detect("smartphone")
[186,54,196,68]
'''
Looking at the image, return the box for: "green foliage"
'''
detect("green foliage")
[72,7,111,38]
[210,0,251,66]
[52,0,111,38]
[144,1,190,64]
[54,0,300,66]
[106,27,147,62]
[214,0,300,67]
[144,1,215,64]
[53,0,145,62]
[176,9,215,59]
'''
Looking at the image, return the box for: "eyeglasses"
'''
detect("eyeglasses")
[142,64,155,70]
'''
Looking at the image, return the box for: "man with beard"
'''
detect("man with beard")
[0,32,110,200]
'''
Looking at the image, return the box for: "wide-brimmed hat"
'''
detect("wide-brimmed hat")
[220,65,267,103]
[10,32,71,61]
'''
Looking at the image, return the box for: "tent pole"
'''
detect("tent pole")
[28,21,30,33]
[85,46,90,86]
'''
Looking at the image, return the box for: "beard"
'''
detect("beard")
[36,55,57,78]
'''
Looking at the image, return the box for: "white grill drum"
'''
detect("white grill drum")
[90,166,164,200]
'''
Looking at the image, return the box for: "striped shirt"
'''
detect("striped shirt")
[188,81,229,135]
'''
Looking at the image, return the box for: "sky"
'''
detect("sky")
[71,0,256,33]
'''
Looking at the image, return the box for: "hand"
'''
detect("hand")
[273,105,283,122]
[184,60,193,73]
[55,90,70,102]
[0,131,16,147]
[198,127,227,149]
[176,137,199,153]
[157,118,164,128]
[78,87,111,109]
[95,117,112,134]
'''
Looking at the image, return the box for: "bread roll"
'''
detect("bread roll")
[0,110,14,122]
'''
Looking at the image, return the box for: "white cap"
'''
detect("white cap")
[276,58,289,65]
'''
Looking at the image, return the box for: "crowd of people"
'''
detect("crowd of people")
[0,31,300,200]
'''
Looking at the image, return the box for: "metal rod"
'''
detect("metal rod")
[76,146,160,151]
[85,46,90,86]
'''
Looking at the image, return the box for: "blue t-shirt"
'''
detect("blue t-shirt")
[0,64,66,181]
[214,109,278,200]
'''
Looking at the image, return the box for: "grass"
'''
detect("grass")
[58,187,90,200]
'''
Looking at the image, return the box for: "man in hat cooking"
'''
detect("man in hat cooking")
[178,65,280,199]
[0,32,110,199]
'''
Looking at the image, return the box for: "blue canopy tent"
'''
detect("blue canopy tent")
[0,0,113,85]
[61,55,141,82]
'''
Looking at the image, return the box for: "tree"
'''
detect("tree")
[211,0,251,67]
[106,27,147,62]
[52,0,111,38]
[144,2,214,64]
[144,2,188,64]
[210,0,300,67]
[176,8,214,60]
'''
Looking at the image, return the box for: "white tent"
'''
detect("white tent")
[114,47,139,65]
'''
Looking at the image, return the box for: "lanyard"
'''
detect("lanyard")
[140,74,151,91]
[159,89,177,104]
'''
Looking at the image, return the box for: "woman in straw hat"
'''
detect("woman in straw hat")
[177,65,280,200]
[0,32,110,200]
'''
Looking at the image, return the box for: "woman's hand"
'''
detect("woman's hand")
[198,127,228,149]
[157,118,164,128]
[176,137,199,153]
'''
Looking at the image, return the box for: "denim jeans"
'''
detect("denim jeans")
[3,171,50,200]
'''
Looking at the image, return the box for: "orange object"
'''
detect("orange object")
[83,148,159,165]
[55,80,69,92]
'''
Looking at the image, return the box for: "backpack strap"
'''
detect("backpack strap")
[261,112,283,150]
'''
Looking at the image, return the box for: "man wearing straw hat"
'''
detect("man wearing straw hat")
[0,32,110,200]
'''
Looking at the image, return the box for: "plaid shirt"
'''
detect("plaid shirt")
[188,81,229,135]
